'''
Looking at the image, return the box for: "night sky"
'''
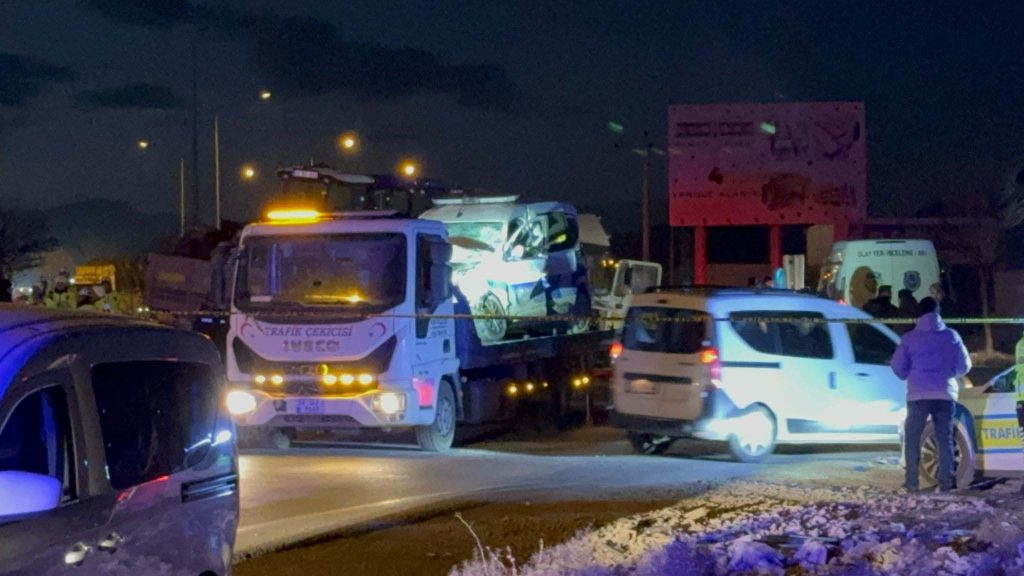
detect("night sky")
[2,1,1023,233]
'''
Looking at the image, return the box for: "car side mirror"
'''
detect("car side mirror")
[0,471,61,518]
[508,245,525,261]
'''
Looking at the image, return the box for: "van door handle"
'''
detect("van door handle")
[856,372,870,378]
[829,372,837,389]
[98,532,124,553]
[64,542,92,566]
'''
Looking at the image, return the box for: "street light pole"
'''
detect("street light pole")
[179,159,186,237]
[214,115,221,230]
[641,134,651,262]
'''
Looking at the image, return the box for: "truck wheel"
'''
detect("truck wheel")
[568,287,592,334]
[416,384,457,452]
[727,406,777,463]
[627,432,673,455]
[919,417,976,489]
[474,293,508,342]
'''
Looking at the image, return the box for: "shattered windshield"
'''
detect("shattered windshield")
[443,221,504,263]
[234,233,406,313]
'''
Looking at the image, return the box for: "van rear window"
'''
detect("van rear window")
[622,307,706,354]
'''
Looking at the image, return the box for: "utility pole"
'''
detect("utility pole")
[641,133,651,262]
[214,115,221,230]
[189,27,200,230]
[179,159,186,237]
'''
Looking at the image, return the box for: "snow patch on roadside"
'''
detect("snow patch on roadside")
[452,480,1024,575]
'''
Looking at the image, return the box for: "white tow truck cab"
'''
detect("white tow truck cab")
[817,239,940,308]
[226,209,461,451]
[226,208,610,451]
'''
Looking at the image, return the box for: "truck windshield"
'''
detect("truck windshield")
[277,179,373,211]
[234,233,406,313]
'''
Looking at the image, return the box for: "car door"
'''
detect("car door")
[723,311,838,437]
[960,368,1021,474]
[835,322,905,439]
[86,359,236,576]
[0,372,124,576]
[503,212,548,318]
[543,211,580,311]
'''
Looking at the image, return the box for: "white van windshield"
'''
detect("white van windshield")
[622,307,706,354]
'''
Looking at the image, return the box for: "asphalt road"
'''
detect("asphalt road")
[235,427,901,560]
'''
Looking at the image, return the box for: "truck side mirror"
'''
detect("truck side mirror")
[0,471,61,518]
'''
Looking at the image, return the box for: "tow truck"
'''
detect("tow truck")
[225,207,613,451]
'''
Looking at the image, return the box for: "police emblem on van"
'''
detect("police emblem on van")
[904,270,921,291]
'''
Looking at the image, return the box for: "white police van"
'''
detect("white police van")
[611,287,906,462]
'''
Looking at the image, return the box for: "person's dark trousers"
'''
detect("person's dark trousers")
[904,399,956,491]
[1018,401,1024,492]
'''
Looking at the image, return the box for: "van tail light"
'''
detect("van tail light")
[700,346,722,381]
[609,341,623,360]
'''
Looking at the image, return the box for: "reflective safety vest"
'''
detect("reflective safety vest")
[93,292,125,314]
[43,291,75,309]
[1016,336,1024,403]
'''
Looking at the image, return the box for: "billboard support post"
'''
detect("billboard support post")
[694,226,707,285]
[770,225,782,270]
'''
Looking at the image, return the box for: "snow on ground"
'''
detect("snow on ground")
[452,479,1024,576]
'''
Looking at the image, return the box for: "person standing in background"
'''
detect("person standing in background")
[891,297,971,492]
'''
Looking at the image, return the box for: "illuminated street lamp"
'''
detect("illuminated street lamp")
[399,160,419,178]
[337,131,359,153]
[240,164,257,181]
[137,139,150,150]
[259,89,272,101]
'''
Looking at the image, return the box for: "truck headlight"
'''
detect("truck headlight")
[226,390,257,416]
[373,393,406,415]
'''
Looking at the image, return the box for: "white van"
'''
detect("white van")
[611,288,906,462]
[817,239,939,309]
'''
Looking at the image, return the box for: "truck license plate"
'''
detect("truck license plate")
[627,379,656,394]
[295,399,324,414]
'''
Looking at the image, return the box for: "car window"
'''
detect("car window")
[92,361,218,490]
[846,324,897,365]
[730,313,777,354]
[546,212,578,252]
[0,386,75,504]
[622,307,706,354]
[730,312,833,359]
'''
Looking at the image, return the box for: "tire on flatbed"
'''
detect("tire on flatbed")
[416,383,457,452]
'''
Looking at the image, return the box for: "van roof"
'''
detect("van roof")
[631,287,869,317]
[832,239,935,250]
[0,306,161,398]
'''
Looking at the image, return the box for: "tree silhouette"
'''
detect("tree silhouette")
[0,204,58,278]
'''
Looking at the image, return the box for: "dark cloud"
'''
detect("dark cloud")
[0,53,74,107]
[74,82,186,110]
[79,2,523,112]
[77,0,191,29]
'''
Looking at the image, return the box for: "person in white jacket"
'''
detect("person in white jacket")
[891,297,972,492]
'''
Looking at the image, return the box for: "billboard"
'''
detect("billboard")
[668,102,866,227]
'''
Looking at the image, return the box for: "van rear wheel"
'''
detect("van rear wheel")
[727,406,777,463]
[627,432,674,455]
